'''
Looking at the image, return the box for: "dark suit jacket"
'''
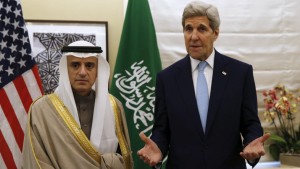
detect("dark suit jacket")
[151,50,263,169]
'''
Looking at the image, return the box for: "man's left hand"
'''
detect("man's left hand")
[240,133,271,160]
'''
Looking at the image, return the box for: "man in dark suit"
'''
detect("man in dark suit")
[137,1,270,169]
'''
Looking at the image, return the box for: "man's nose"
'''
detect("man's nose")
[191,30,199,40]
[79,65,87,75]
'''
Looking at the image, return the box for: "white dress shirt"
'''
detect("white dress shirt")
[190,49,215,97]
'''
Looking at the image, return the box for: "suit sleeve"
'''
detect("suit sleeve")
[150,73,170,158]
[240,65,263,167]
[240,65,263,144]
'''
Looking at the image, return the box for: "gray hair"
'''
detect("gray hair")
[182,1,220,31]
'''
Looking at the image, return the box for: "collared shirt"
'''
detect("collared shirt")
[190,49,215,97]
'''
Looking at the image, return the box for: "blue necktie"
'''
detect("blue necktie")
[196,61,209,132]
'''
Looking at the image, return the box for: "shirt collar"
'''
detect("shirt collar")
[190,49,215,72]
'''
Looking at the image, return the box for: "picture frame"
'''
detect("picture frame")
[25,20,108,60]
[25,20,108,94]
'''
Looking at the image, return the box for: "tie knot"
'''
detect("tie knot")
[198,61,207,72]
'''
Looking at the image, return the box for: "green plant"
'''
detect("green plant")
[263,85,300,160]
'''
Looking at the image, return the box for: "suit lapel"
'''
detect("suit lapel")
[175,56,205,137]
[205,51,230,135]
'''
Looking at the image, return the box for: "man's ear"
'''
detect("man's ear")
[213,28,219,41]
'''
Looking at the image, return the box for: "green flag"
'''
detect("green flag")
[109,0,163,168]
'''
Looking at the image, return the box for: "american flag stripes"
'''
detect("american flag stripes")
[0,0,43,168]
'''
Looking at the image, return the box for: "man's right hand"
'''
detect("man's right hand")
[137,132,163,167]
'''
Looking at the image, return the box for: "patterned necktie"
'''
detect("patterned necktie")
[196,61,209,132]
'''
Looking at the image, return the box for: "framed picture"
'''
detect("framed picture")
[25,20,108,94]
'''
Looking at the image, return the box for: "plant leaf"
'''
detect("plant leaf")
[269,143,280,161]
[296,140,300,146]
[270,134,287,144]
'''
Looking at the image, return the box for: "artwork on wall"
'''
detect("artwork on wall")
[25,20,108,94]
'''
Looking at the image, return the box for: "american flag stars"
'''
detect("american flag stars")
[0,0,35,88]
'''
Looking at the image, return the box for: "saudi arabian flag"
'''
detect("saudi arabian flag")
[109,0,163,168]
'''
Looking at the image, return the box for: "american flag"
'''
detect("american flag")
[0,0,43,168]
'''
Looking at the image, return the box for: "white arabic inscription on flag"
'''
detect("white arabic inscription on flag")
[114,60,155,132]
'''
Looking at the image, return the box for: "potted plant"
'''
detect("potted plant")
[262,84,300,164]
